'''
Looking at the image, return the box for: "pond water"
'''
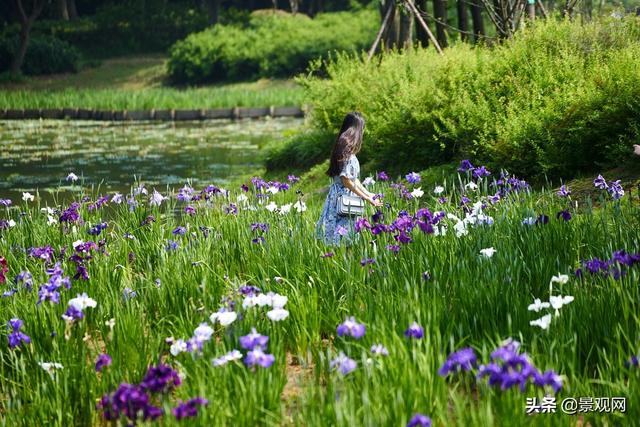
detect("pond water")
[0,118,302,202]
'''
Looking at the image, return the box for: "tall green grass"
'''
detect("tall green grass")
[0,166,639,425]
[0,84,305,110]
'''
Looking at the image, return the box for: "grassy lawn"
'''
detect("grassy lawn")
[0,56,304,109]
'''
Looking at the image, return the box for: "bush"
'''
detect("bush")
[167,9,377,84]
[0,34,81,75]
[292,17,640,181]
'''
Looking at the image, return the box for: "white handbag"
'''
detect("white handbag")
[337,194,365,216]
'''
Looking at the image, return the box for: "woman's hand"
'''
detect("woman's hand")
[366,196,383,207]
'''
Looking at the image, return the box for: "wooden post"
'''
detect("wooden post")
[404,0,443,54]
[367,2,395,61]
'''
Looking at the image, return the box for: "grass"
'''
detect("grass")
[0,56,305,109]
[0,164,639,426]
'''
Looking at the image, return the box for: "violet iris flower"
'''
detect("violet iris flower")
[330,352,357,375]
[438,347,477,376]
[404,322,424,339]
[336,317,366,339]
[95,353,113,372]
[172,397,208,420]
[239,328,269,350]
[244,347,275,368]
[407,414,432,427]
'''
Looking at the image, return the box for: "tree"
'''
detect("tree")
[204,0,222,25]
[456,0,468,41]
[433,0,447,47]
[57,0,69,20]
[399,5,414,48]
[10,0,47,75]
[414,0,429,46]
[470,1,485,42]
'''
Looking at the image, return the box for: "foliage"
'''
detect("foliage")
[294,17,640,181]
[166,9,377,84]
[0,168,640,425]
[0,34,81,76]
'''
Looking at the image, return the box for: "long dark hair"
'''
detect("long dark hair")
[326,112,365,177]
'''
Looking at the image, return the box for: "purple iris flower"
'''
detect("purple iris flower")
[244,347,275,368]
[29,246,55,263]
[556,185,571,197]
[165,240,179,251]
[404,322,424,339]
[535,214,549,225]
[330,352,357,375]
[395,230,413,244]
[252,236,265,244]
[625,355,639,368]
[172,226,187,236]
[457,159,475,173]
[59,203,81,223]
[437,196,447,204]
[336,317,366,339]
[287,174,300,183]
[371,223,389,235]
[239,328,269,350]
[593,174,608,190]
[376,171,389,181]
[88,222,108,236]
[406,172,421,184]
[460,196,470,206]
[556,210,572,221]
[372,210,384,223]
[140,364,182,394]
[98,383,162,422]
[360,258,375,266]
[62,305,84,322]
[370,344,389,356]
[355,218,372,232]
[7,318,31,349]
[0,199,12,207]
[438,347,478,376]
[533,369,563,393]
[472,166,491,179]
[387,244,401,253]
[95,353,113,372]
[184,205,196,215]
[251,223,269,233]
[225,203,238,215]
[172,397,208,420]
[321,252,334,258]
[407,413,432,427]
[607,180,624,200]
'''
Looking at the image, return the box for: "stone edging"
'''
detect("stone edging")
[0,106,304,121]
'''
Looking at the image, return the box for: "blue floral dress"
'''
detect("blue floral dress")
[316,155,360,245]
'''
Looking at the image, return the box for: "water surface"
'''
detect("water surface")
[0,118,302,202]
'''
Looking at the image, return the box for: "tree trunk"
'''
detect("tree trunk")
[415,0,429,47]
[289,0,299,14]
[456,0,468,41]
[470,2,485,43]
[68,0,78,19]
[399,8,414,48]
[380,1,398,51]
[433,0,448,48]
[527,0,536,19]
[10,24,31,74]
[58,0,69,20]
[205,0,222,25]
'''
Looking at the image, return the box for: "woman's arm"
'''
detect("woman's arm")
[354,179,375,198]
[341,177,382,207]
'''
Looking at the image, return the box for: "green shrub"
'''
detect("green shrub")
[292,17,640,181]
[0,34,81,75]
[167,9,377,84]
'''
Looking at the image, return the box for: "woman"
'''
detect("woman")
[316,112,382,245]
